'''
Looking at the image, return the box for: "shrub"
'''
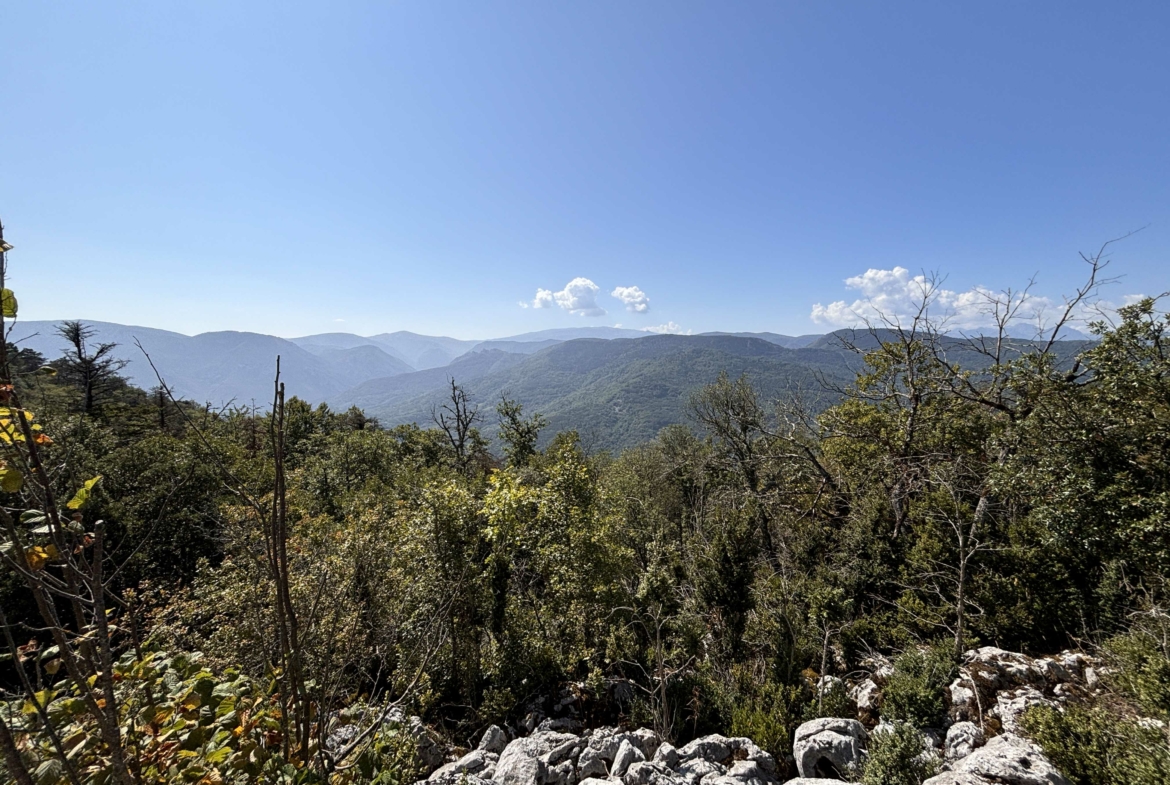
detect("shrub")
[1106,628,1170,720]
[1021,704,1170,785]
[801,677,855,723]
[860,721,940,785]
[880,647,956,729]
[729,681,804,761]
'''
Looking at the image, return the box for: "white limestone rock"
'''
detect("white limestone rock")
[944,722,985,761]
[792,718,866,779]
[952,733,1070,785]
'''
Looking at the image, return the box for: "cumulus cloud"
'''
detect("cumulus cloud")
[642,321,690,335]
[527,278,606,317]
[611,285,650,313]
[809,266,1147,337]
[530,288,555,309]
[811,267,1039,332]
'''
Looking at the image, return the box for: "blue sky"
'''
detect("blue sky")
[2,2,1168,339]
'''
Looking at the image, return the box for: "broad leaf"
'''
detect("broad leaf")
[66,475,103,510]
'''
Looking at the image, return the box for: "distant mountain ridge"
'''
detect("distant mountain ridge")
[9,321,414,406]
[330,334,867,450]
[12,319,1096,449]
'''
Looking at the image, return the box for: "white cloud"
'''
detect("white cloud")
[531,288,556,309]
[527,278,607,317]
[642,321,690,335]
[611,285,650,313]
[809,266,1146,335]
[811,267,1047,331]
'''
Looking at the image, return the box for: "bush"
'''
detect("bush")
[860,721,940,785]
[1106,628,1170,720]
[880,647,956,729]
[802,677,855,723]
[1021,704,1170,785]
[729,681,804,761]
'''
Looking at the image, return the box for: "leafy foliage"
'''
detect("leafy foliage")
[860,722,941,785]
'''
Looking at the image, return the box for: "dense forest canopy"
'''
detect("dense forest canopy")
[2,243,1168,784]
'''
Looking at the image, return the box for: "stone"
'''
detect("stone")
[792,718,866,780]
[580,779,619,785]
[546,760,576,785]
[495,754,546,785]
[726,738,777,774]
[990,687,1052,735]
[678,735,732,764]
[612,739,646,778]
[1033,658,1070,685]
[1084,667,1100,689]
[583,728,624,761]
[949,678,977,719]
[480,725,510,754]
[578,748,609,779]
[424,775,494,785]
[1055,652,1092,681]
[326,723,358,751]
[430,751,498,781]
[815,676,843,700]
[540,718,585,734]
[676,758,725,785]
[718,759,778,785]
[495,733,580,785]
[952,733,1070,785]
[944,722,985,761]
[652,742,679,769]
[922,774,989,785]
[542,737,582,767]
[623,728,661,760]
[965,647,1042,688]
[623,761,684,785]
[408,716,446,771]
[850,679,881,712]
[781,779,861,785]
[862,654,895,683]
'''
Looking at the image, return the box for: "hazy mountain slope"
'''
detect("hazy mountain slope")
[328,349,529,413]
[467,339,561,355]
[495,326,648,342]
[700,331,824,348]
[290,332,415,367]
[365,331,480,370]
[9,321,412,405]
[352,335,863,451]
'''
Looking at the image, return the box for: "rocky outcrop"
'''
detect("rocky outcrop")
[945,733,1070,785]
[407,645,1098,785]
[947,647,1100,728]
[792,718,866,779]
[944,722,985,761]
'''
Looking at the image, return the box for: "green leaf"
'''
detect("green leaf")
[66,475,103,510]
[1,289,16,318]
[206,745,233,765]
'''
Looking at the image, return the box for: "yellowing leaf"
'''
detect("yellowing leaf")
[66,476,102,510]
[26,545,58,571]
[0,467,23,493]
[1,289,16,318]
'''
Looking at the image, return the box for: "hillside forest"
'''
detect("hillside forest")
[2,243,1169,785]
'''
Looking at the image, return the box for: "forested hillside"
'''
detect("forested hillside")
[3,261,1168,785]
[344,335,864,451]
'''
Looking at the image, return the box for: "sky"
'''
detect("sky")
[2,1,1168,340]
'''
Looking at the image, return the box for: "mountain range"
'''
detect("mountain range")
[8,319,1095,450]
